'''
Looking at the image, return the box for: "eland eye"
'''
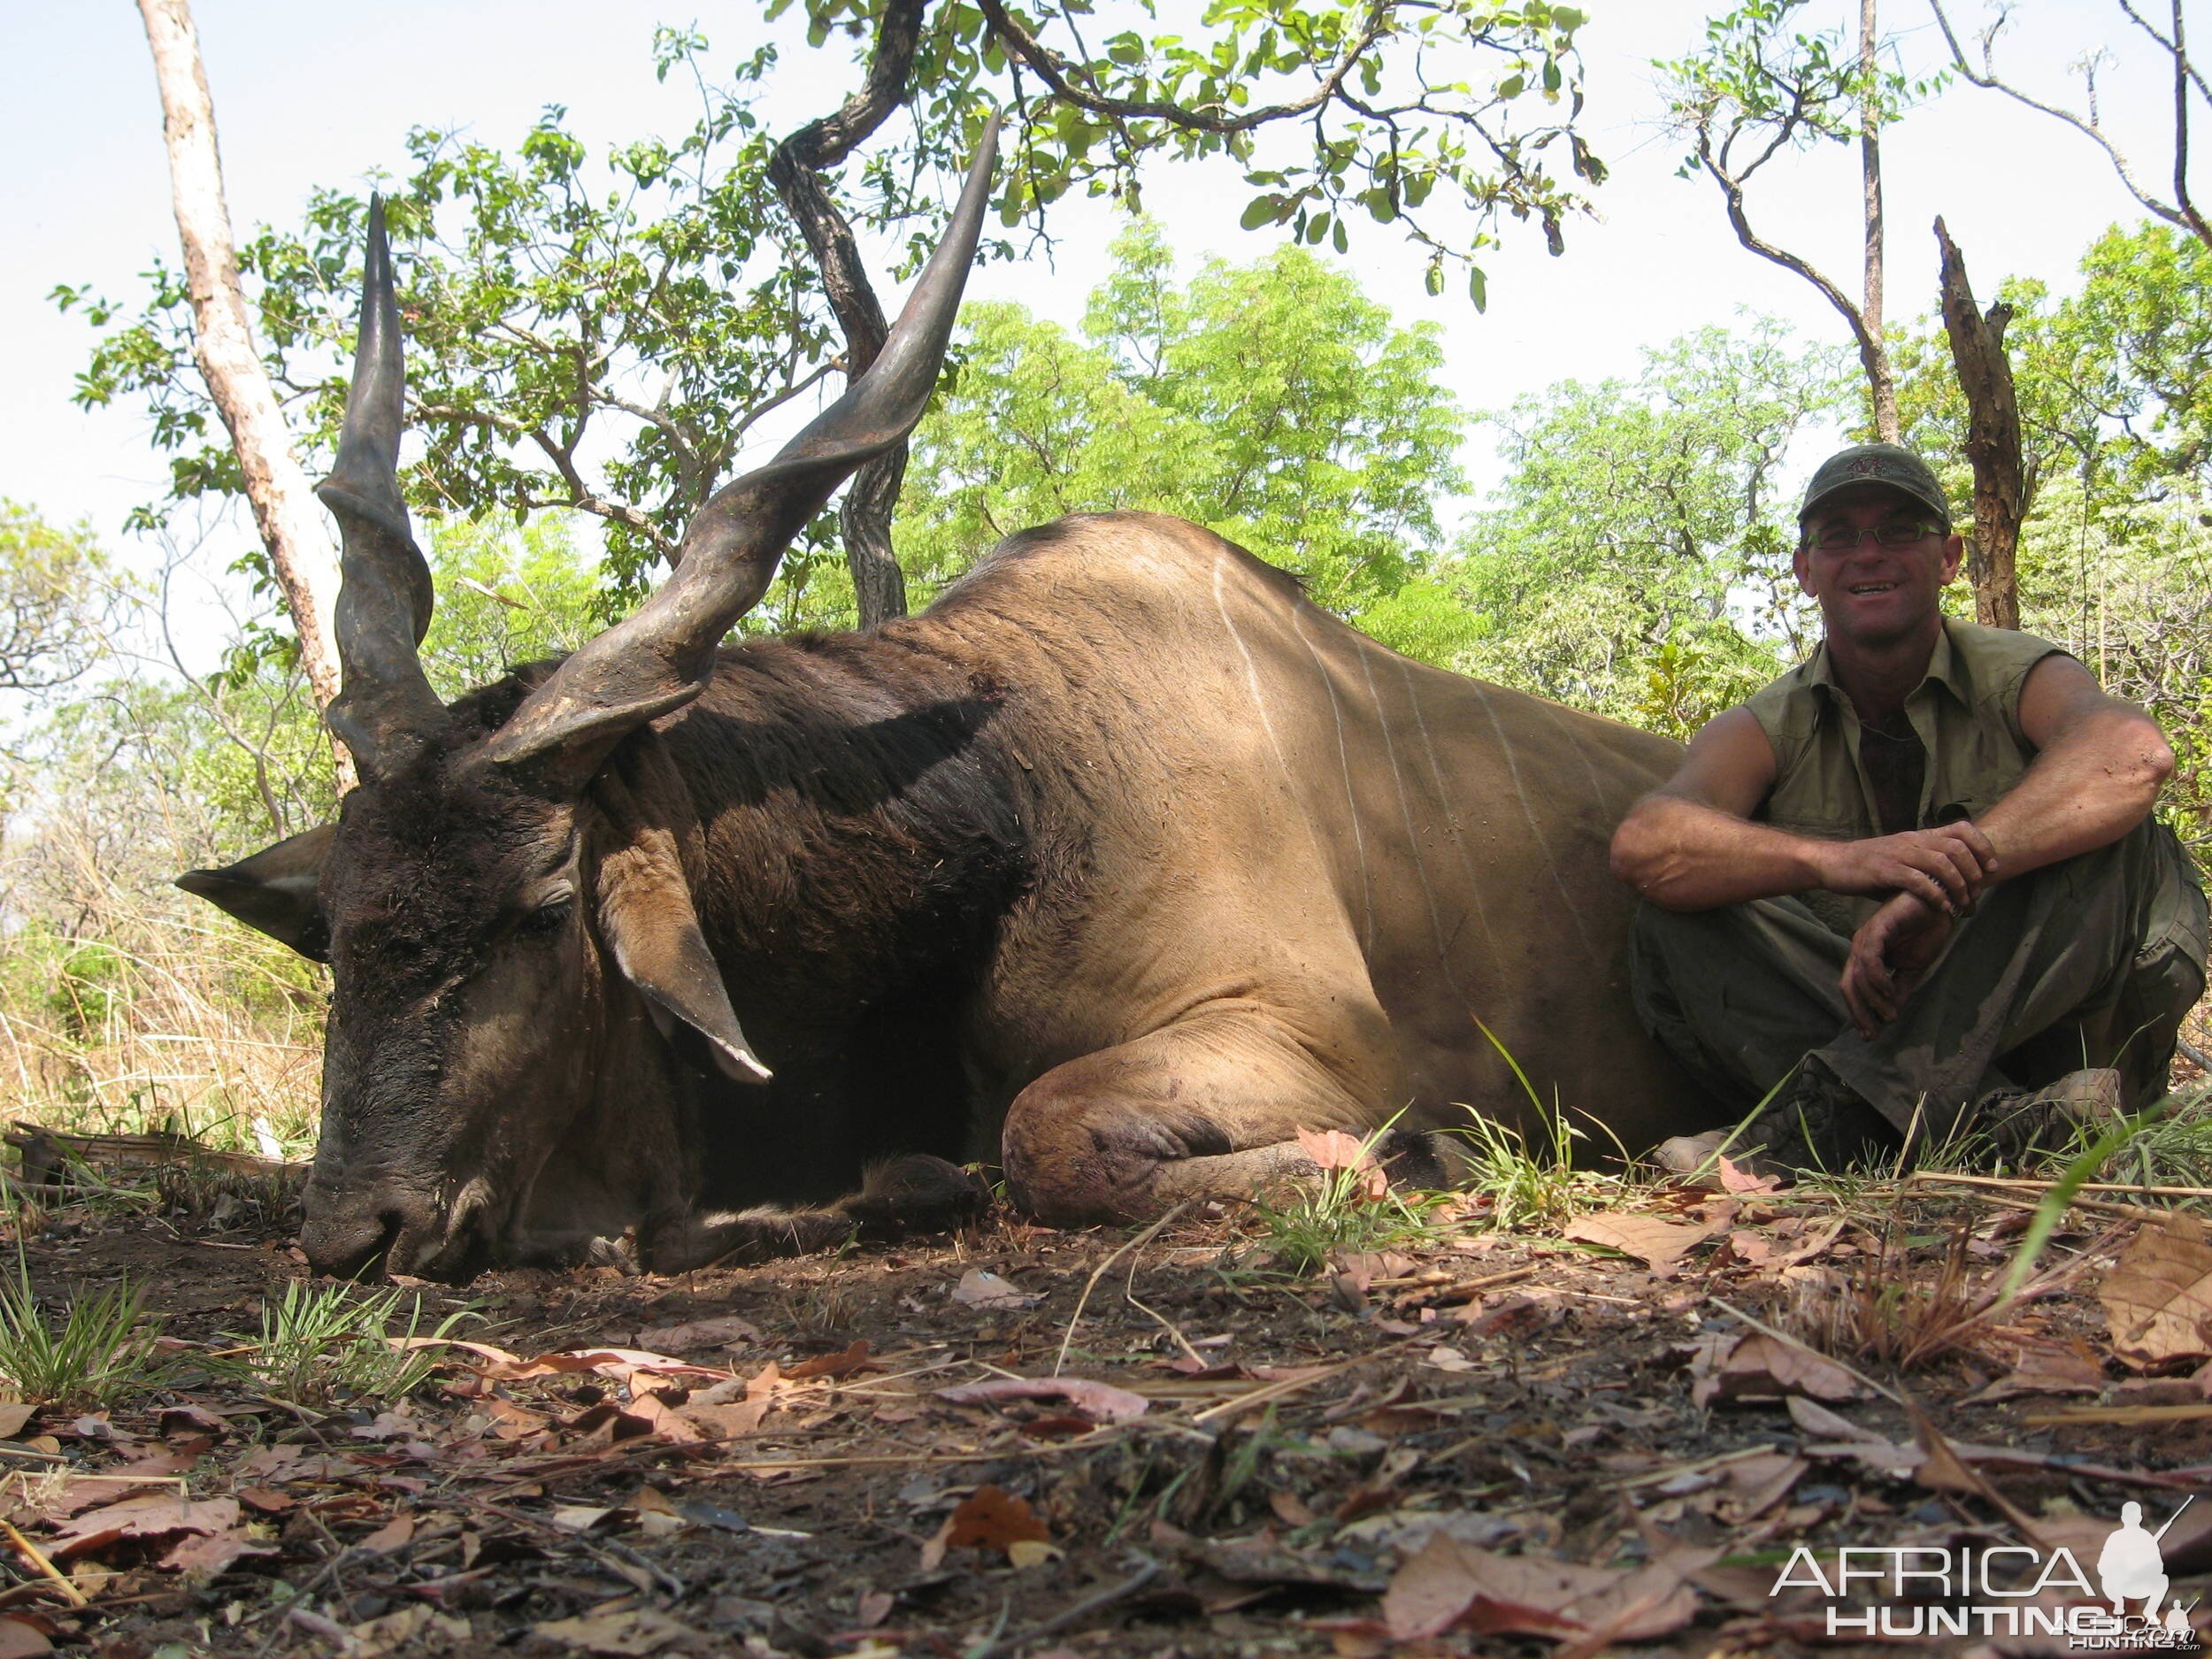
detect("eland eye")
[518,898,574,940]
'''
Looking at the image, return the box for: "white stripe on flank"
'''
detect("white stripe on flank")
[1396,658,1500,961]
[1290,603,1376,956]
[1465,678,1604,963]
[1544,695,1616,810]
[1356,642,1462,995]
[1211,556,1296,788]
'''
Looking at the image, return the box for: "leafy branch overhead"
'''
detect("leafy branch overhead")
[58,2,1608,630]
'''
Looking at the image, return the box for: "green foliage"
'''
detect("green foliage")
[1660,0,1932,160]
[1251,1123,1451,1275]
[416,515,605,698]
[227,1281,472,1406]
[0,1243,166,1408]
[1455,318,1847,731]
[0,503,118,695]
[59,4,1609,640]
[897,219,1468,639]
[58,37,822,611]
[796,0,1606,304]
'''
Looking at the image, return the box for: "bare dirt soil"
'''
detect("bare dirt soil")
[1,1175,2207,1659]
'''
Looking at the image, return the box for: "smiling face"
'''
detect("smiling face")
[1793,482,1964,652]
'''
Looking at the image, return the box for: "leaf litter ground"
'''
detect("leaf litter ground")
[2,1171,2210,1659]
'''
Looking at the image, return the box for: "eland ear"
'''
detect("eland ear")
[175,825,335,962]
[594,819,772,1086]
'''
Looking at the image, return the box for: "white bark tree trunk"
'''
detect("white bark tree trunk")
[1859,0,1899,442]
[136,0,355,787]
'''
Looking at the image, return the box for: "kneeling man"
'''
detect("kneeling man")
[1610,443,2207,1170]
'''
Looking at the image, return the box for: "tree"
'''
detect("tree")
[1661,1,1931,440]
[130,0,349,781]
[891,219,1469,652]
[69,4,1610,660]
[0,506,120,697]
[1458,318,1849,733]
[1929,0,2208,250]
[1933,218,2025,627]
[64,34,827,625]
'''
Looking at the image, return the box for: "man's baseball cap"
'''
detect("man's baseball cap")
[1798,442,1952,529]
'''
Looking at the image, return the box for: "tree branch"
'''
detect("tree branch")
[977,0,1390,134]
[1929,0,2209,247]
[766,0,932,627]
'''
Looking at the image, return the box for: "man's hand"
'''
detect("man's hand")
[1840,893,1954,1037]
[1816,822,1999,913]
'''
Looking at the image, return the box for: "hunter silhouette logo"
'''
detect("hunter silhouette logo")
[2101,1502,2193,1638]
[1770,1496,2200,1645]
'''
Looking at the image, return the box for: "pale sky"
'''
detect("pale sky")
[0,0,2190,670]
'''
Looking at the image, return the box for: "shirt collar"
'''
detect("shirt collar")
[1804,618,1968,711]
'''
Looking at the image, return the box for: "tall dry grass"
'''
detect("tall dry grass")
[0,730,326,1161]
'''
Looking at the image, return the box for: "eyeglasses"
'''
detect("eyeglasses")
[1806,520,1941,553]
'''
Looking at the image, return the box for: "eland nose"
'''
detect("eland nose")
[298,1182,434,1279]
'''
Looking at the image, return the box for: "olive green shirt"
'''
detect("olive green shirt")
[1744,618,2207,959]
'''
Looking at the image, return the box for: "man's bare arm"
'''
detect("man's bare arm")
[1611,707,2000,913]
[1977,655,2174,877]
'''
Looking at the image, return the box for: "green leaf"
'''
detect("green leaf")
[1239,194,1283,230]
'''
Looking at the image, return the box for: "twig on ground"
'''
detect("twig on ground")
[963,1557,1162,1659]
[1189,1333,1425,1425]
[468,1499,684,1598]
[1056,1206,1186,1377]
[1907,1171,2212,1201]
[0,1517,86,1607]
[1392,1263,1540,1304]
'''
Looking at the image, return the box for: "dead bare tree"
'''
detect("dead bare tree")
[134,0,352,787]
[1929,0,2209,249]
[1934,218,2026,628]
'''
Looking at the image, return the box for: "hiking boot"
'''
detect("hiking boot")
[1972,1067,2124,1164]
[1736,1057,1898,1178]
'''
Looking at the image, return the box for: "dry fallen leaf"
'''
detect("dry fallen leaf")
[935,1376,1149,1423]
[0,1405,34,1441]
[787,1339,875,1380]
[1715,1156,1781,1194]
[1295,1126,1387,1201]
[0,1617,49,1659]
[1563,1213,1722,1272]
[951,1270,1041,1310]
[2101,1215,2212,1369]
[46,1493,237,1558]
[533,1607,710,1655]
[920,1484,1050,1569]
[349,1606,472,1657]
[1970,1340,2107,1403]
[159,1525,278,1576]
[1380,1532,1701,1643]
[633,1316,762,1353]
[358,1512,416,1554]
[1688,1333,1867,1407]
